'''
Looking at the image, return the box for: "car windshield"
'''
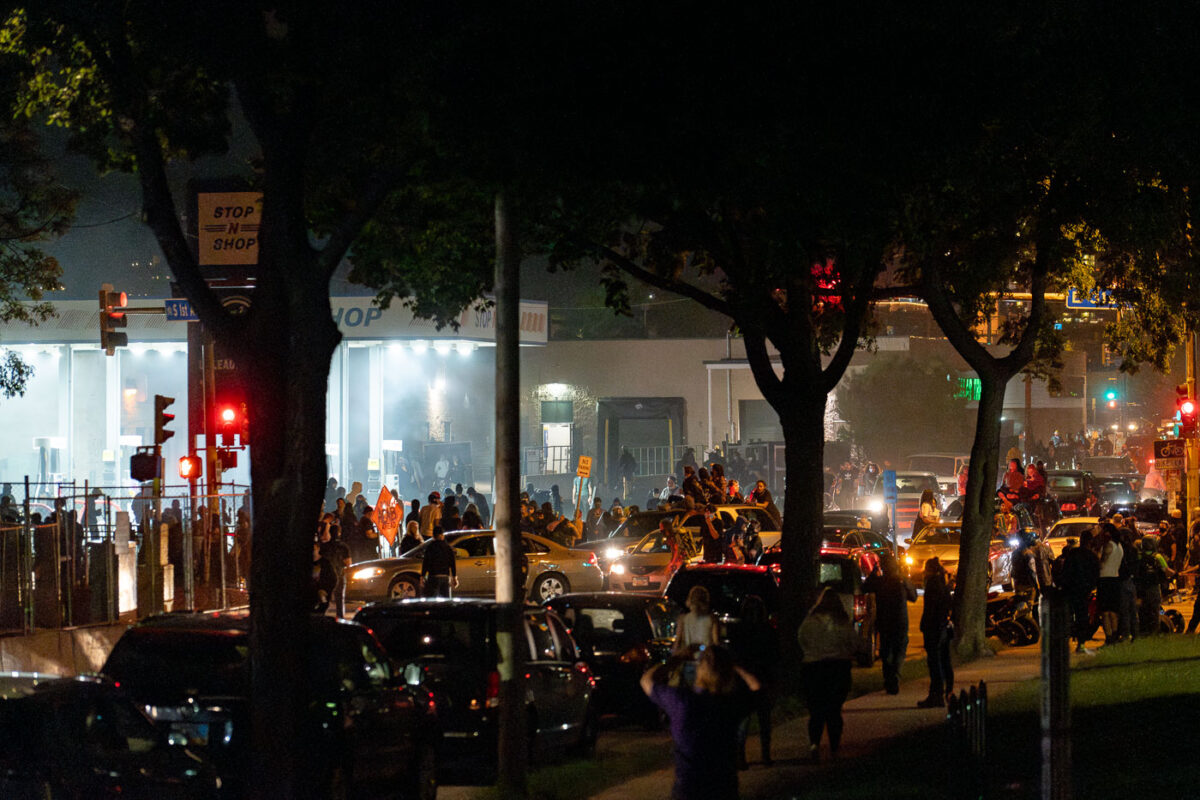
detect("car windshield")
[633,530,683,554]
[1098,479,1134,495]
[906,456,958,474]
[1048,474,1082,490]
[666,572,776,614]
[912,526,960,546]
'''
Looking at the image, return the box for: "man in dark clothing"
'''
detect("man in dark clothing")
[405,499,421,528]
[917,557,954,707]
[749,480,783,529]
[863,552,916,695]
[348,506,381,564]
[467,487,490,527]
[1059,529,1101,653]
[682,466,707,506]
[310,540,337,614]
[420,527,457,598]
[318,518,350,618]
[700,507,724,564]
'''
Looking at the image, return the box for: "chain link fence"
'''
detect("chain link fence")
[0,477,251,633]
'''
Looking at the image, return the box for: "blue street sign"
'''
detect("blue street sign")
[882,470,897,504]
[164,298,198,322]
[1065,288,1118,310]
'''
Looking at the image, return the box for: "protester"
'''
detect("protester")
[730,594,778,768]
[318,518,350,618]
[673,584,719,685]
[641,645,761,800]
[917,557,954,707]
[310,540,337,614]
[798,587,861,761]
[398,520,423,554]
[863,552,916,695]
[420,526,457,598]
[1060,529,1100,652]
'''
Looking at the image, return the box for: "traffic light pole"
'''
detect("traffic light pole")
[1188,327,1198,538]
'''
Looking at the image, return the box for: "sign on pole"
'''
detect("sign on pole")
[164,298,199,322]
[1154,438,1185,471]
[576,456,593,478]
[197,191,262,266]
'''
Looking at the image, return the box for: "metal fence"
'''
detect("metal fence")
[522,445,573,476]
[946,680,987,799]
[619,444,674,476]
[0,477,251,633]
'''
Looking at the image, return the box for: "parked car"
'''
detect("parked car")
[544,593,678,723]
[345,530,604,608]
[824,509,891,538]
[1095,476,1139,517]
[1042,516,1099,558]
[1078,455,1143,490]
[863,470,945,531]
[822,523,893,554]
[598,505,782,569]
[675,556,875,666]
[900,521,1014,589]
[101,612,440,799]
[1045,469,1099,516]
[0,673,220,799]
[353,599,596,783]
[607,526,700,594]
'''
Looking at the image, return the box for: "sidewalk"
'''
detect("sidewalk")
[589,645,1044,800]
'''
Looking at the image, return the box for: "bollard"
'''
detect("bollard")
[1040,588,1071,800]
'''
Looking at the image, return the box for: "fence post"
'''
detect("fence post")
[1040,588,1071,800]
[946,680,987,799]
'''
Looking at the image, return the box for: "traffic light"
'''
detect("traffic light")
[98,284,128,356]
[1104,387,1118,409]
[154,394,176,445]
[130,446,159,482]
[178,455,202,480]
[219,404,238,446]
[1183,399,1198,437]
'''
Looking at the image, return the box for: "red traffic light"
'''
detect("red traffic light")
[1183,400,1197,416]
[178,455,202,479]
[219,406,238,425]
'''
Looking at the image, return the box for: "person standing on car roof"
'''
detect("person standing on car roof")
[863,552,916,695]
[749,480,782,529]
[420,526,458,598]
[917,557,955,707]
[641,645,761,800]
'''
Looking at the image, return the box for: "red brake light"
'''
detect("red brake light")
[853,594,868,622]
[485,670,501,708]
[587,552,598,567]
[1061,503,1077,512]
[618,644,651,664]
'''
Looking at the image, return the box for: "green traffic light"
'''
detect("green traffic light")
[1104,389,1117,401]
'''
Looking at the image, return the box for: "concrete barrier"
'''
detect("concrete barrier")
[0,623,129,675]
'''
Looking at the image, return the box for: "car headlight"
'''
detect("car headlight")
[904,555,914,565]
[350,567,384,581]
[867,499,884,513]
[1008,537,1020,547]
[610,563,626,575]
[604,547,624,561]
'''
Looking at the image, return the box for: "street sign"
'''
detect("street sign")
[882,470,898,504]
[164,298,198,322]
[576,456,592,478]
[1154,438,1185,471]
[1065,287,1119,310]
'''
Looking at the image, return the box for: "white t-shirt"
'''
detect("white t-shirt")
[1099,541,1123,578]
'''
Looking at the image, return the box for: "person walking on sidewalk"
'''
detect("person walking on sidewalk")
[798,587,861,761]
[863,552,917,694]
[917,557,954,707]
[641,645,761,800]
[730,594,778,768]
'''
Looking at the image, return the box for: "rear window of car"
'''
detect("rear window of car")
[895,475,938,493]
[610,513,672,540]
[104,630,249,696]
[666,571,778,615]
[356,612,487,662]
[1048,475,1081,490]
[818,557,858,593]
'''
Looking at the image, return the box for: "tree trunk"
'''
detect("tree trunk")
[776,390,827,686]
[493,191,528,799]
[241,268,341,799]
[953,371,1006,659]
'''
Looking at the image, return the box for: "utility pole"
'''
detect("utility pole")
[1187,326,1198,537]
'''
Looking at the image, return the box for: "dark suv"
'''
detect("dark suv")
[101,612,440,799]
[353,599,596,784]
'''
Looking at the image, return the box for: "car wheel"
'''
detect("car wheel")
[400,742,438,800]
[531,572,569,602]
[389,573,420,600]
[569,706,600,757]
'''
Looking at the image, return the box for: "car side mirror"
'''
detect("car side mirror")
[903,538,912,545]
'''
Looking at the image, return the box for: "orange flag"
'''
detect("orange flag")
[375,486,401,547]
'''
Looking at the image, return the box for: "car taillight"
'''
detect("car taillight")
[853,594,867,622]
[619,644,651,664]
[1061,502,1077,512]
[587,552,598,568]
[485,670,501,709]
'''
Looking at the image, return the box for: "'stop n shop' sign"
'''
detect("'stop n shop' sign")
[198,191,262,266]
